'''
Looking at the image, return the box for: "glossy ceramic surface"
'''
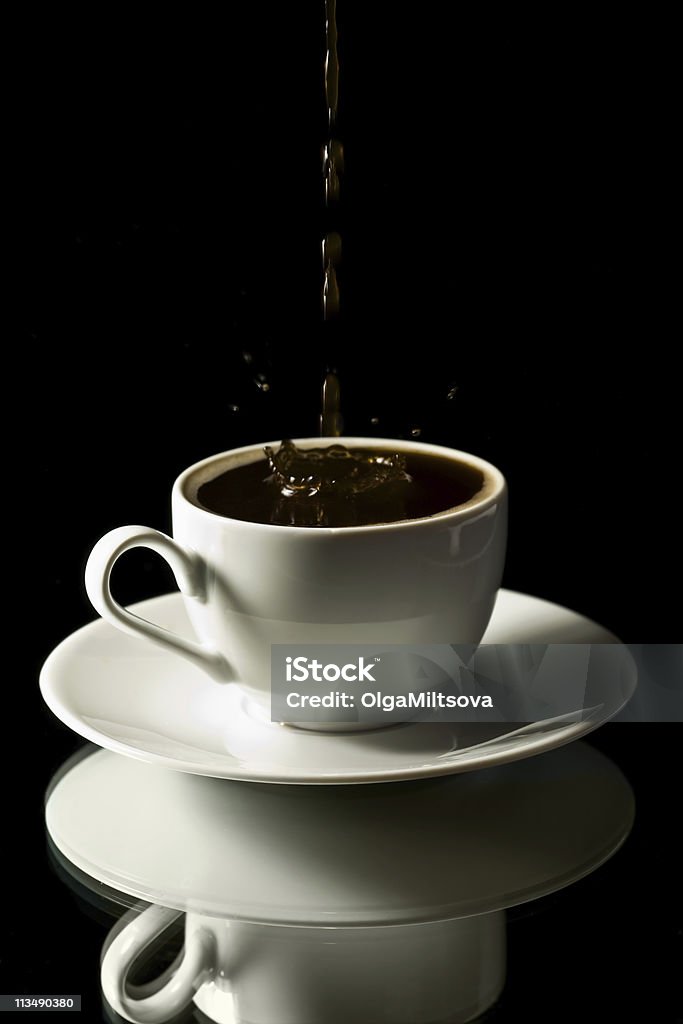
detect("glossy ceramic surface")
[46,741,634,926]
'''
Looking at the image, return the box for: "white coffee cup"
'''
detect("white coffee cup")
[101,903,506,1024]
[85,437,507,729]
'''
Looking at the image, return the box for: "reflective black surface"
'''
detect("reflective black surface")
[7,5,681,1021]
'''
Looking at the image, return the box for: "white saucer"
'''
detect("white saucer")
[40,590,636,785]
[46,742,634,925]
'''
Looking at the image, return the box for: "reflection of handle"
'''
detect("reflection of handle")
[85,525,230,682]
[101,905,215,1024]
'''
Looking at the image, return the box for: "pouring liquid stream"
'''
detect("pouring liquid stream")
[321,0,343,437]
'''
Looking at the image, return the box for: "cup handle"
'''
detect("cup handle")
[85,525,231,682]
[101,905,216,1024]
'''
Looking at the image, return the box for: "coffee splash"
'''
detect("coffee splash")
[264,440,410,526]
[267,440,409,497]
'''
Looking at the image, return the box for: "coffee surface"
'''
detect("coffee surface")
[195,441,483,527]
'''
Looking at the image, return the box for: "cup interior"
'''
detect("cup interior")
[180,436,504,528]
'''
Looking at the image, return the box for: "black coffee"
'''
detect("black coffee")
[195,441,484,528]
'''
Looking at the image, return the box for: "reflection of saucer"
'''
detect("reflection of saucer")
[40,590,636,785]
[46,742,634,925]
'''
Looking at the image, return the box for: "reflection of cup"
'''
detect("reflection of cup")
[101,904,506,1024]
[85,438,507,731]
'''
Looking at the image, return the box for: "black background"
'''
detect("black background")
[7,6,681,1022]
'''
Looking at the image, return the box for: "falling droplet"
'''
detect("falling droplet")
[322,140,344,205]
[411,427,422,437]
[227,404,240,414]
[320,372,343,437]
[254,374,270,393]
[242,351,253,365]
[322,231,342,267]
[323,263,340,320]
[447,385,458,400]
[370,416,379,426]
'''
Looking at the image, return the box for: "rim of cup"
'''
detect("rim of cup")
[177,436,506,535]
